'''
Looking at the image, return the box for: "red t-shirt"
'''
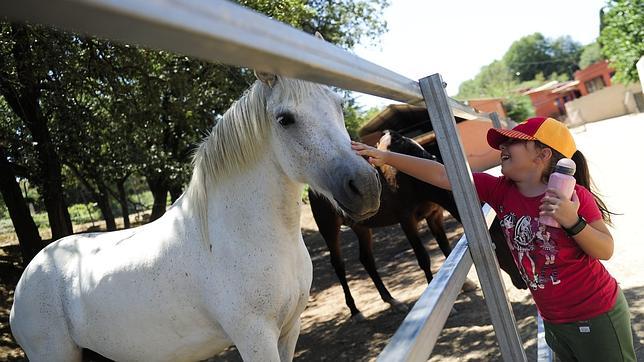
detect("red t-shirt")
[473,172,618,323]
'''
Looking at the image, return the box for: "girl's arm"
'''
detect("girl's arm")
[571,219,614,260]
[351,141,452,190]
[540,189,614,260]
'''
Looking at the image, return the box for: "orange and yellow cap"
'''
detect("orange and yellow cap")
[487,117,576,158]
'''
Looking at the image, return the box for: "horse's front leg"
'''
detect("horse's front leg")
[399,216,433,283]
[424,205,451,257]
[228,317,281,362]
[352,224,406,313]
[277,317,301,362]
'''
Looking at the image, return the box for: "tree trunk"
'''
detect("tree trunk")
[116,177,131,229]
[169,184,183,204]
[0,147,43,266]
[0,24,73,240]
[147,175,168,222]
[95,182,116,231]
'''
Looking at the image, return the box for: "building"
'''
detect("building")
[523,80,581,119]
[466,98,507,118]
[523,60,615,118]
[575,60,615,96]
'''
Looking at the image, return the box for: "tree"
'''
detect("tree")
[238,0,390,49]
[579,42,603,69]
[0,145,43,265]
[599,0,644,83]
[0,23,74,240]
[299,0,390,49]
[503,95,535,123]
[343,99,382,140]
[457,60,516,99]
[503,33,552,81]
[503,33,582,81]
[0,0,392,252]
[549,35,583,77]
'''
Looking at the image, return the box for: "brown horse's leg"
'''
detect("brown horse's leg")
[309,191,362,317]
[322,222,362,317]
[425,207,477,292]
[352,224,407,313]
[425,206,452,257]
[399,217,433,283]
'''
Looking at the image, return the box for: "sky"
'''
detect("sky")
[352,0,609,108]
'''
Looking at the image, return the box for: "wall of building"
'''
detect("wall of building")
[564,83,642,125]
[575,60,614,96]
[528,91,564,118]
[467,99,507,117]
[457,119,501,171]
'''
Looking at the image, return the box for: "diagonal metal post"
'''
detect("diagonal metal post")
[489,112,502,129]
[419,74,526,361]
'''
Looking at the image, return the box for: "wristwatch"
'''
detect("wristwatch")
[563,216,587,236]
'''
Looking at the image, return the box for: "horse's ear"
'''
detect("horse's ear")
[314,31,325,41]
[254,70,277,88]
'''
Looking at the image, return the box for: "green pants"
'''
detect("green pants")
[544,288,636,362]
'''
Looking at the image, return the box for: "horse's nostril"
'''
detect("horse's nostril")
[348,179,361,196]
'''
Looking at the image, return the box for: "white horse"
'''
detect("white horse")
[10,71,381,362]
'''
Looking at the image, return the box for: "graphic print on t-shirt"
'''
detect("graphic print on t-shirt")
[500,213,560,290]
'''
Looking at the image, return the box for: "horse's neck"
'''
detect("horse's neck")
[205,155,303,241]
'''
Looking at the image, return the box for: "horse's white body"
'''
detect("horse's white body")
[10,74,380,361]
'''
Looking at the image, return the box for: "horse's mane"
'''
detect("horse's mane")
[387,130,436,161]
[380,130,437,190]
[186,77,328,247]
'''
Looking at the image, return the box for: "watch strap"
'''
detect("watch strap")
[563,216,586,236]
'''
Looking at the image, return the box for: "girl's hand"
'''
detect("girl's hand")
[351,141,388,167]
[539,188,580,228]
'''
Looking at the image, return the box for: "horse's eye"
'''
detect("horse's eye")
[277,112,295,127]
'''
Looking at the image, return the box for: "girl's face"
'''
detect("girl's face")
[499,139,546,182]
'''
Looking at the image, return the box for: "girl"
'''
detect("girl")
[352,117,635,361]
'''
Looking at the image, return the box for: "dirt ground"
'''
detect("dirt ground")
[1,114,643,361]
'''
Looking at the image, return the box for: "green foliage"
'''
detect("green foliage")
[599,0,644,83]
[503,95,535,123]
[0,197,7,219]
[343,99,382,140]
[301,184,310,204]
[579,42,604,69]
[238,0,389,49]
[67,203,102,224]
[503,33,582,81]
[456,61,515,100]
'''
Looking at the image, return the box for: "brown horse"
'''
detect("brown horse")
[309,130,525,319]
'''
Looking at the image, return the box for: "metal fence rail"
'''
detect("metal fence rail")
[378,204,495,361]
[421,74,526,361]
[1,1,534,360]
[0,0,486,120]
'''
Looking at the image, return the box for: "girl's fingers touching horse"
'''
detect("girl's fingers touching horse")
[351,141,387,166]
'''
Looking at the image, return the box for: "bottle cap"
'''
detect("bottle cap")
[554,158,576,175]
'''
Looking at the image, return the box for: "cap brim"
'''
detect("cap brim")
[487,128,537,150]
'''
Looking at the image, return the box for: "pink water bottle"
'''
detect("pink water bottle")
[540,158,576,227]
